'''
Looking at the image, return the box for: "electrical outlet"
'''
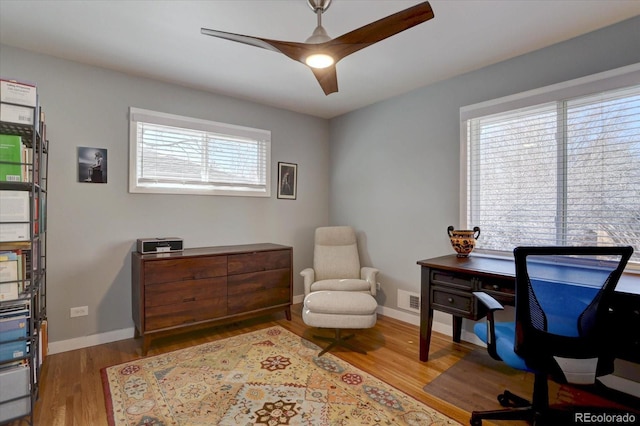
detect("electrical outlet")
[70,306,89,318]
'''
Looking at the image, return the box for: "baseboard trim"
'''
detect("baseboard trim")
[48,327,135,355]
[47,296,474,354]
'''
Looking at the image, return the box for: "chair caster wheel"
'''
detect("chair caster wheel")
[497,393,510,407]
[470,415,482,426]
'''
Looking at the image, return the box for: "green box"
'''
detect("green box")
[0,134,23,182]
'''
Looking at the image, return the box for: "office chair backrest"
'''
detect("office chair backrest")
[513,246,633,380]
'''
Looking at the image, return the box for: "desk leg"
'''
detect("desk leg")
[420,307,433,361]
[452,316,462,343]
[420,266,433,361]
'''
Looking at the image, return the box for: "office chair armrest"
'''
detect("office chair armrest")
[474,291,504,312]
[300,268,315,296]
[473,291,504,361]
[361,267,379,296]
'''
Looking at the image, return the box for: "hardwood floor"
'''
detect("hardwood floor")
[12,303,638,425]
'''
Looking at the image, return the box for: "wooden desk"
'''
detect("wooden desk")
[417,254,640,363]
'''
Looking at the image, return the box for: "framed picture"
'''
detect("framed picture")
[78,147,107,183]
[277,162,297,200]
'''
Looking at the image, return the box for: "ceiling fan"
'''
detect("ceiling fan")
[201,1,434,95]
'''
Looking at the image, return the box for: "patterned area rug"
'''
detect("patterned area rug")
[101,326,460,425]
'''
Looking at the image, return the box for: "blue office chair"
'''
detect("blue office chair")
[471,246,633,425]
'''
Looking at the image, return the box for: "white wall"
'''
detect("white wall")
[328,16,640,332]
[0,45,330,346]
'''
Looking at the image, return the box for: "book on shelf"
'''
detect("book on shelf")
[0,260,19,301]
[0,78,37,108]
[0,134,24,182]
[21,145,33,183]
[0,102,35,126]
[0,250,24,302]
[0,224,29,243]
[0,301,30,318]
[0,191,30,222]
[0,191,30,243]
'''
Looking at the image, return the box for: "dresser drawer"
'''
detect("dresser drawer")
[145,296,227,330]
[431,286,474,317]
[228,250,291,275]
[145,277,226,308]
[227,269,290,313]
[144,256,227,284]
[431,270,474,291]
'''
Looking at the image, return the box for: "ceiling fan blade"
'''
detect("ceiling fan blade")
[326,1,434,61]
[310,66,338,95]
[202,27,337,95]
[201,27,310,63]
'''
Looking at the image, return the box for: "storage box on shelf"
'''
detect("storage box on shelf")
[0,77,48,426]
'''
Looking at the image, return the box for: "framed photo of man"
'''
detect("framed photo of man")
[78,147,107,183]
[277,162,297,200]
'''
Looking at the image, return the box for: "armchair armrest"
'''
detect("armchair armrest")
[361,267,379,296]
[473,291,504,361]
[300,268,315,296]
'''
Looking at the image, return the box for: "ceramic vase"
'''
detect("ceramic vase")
[447,226,481,257]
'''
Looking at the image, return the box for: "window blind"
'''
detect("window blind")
[464,82,640,265]
[129,108,271,196]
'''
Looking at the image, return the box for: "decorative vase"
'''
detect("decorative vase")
[447,226,481,257]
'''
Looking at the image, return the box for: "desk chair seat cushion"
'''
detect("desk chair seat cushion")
[474,321,530,372]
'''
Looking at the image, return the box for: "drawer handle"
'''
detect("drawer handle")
[183,318,195,324]
[183,297,196,302]
[493,284,499,290]
[448,297,454,303]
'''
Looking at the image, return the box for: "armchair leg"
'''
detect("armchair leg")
[313,329,367,356]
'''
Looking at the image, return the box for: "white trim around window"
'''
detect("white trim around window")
[460,63,640,266]
[129,107,271,197]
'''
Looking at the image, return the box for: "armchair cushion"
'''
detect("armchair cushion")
[310,278,373,293]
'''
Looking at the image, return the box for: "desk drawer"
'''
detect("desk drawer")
[431,270,474,291]
[431,286,475,317]
[478,280,515,296]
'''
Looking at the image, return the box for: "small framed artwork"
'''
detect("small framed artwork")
[277,162,297,200]
[78,147,107,183]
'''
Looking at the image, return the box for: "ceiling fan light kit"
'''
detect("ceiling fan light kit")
[201,1,434,95]
[305,53,334,69]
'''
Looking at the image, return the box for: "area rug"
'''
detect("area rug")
[102,326,461,425]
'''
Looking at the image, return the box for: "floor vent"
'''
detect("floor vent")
[398,289,420,313]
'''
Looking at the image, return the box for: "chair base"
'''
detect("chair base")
[313,328,367,357]
[471,375,550,425]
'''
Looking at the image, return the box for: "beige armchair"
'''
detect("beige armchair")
[300,226,379,297]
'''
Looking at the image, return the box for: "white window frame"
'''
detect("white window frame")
[460,63,640,265]
[129,107,271,197]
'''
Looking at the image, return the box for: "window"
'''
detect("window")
[129,108,271,197]
[461,65,640,265]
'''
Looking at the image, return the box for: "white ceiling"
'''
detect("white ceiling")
[1,1,639,118]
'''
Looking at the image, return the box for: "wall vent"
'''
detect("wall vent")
[398,289,420,313]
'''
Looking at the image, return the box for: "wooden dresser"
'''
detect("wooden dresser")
[132,243,292,354]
